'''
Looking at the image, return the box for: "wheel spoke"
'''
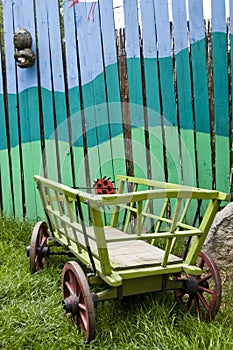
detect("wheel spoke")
[198,258,205,270]
[197,291,210,311]
[78,302,87,312]
[65,281,75,295]
[198,285,215,295]
[79,310,88,331]
[199,273,212,284]
[40,236,47,246]
[193,294,201,317]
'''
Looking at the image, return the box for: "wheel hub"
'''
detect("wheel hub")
[182,276,198,294]
[62,295,80,315]
[37,245,50,258]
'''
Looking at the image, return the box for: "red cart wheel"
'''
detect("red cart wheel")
[29,221,49,273]
[174,251,222,321]
[62,261,96,343]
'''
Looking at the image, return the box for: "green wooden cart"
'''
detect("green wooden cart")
[27,175,229,342]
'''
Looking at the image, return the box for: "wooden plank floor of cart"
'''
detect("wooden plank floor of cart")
[57,227,183,270]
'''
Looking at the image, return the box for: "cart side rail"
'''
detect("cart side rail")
[34,175,229,276]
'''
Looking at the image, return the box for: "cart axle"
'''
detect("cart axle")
[26,246,74,258]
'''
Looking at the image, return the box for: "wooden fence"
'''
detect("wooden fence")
[0,0,232,220]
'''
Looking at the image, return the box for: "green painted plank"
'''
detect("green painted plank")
[159,57,181,185]
[212,32,230,193]
[190,39,212,190]
[18,90,42,219]
[175,50,197,188]
[99,0,127,180]
[139,1,165,181]
[0,44,13,214]
[7,95,24,218]
[123,0,147,178]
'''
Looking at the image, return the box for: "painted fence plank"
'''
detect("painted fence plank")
[2,0,23,217]
[153,0,181,184]
[188,0,212,191]
[62,1,85,189]
[74,1,114,186]
[230,0,233,195]
[172,0,197,188]
[45,0,73,187]
[0,43,13,215]
[35,0,58,186]
[12,0,43,219]
[211,0,230,193]
[99,0,126,180]
[123,0,147,179]
[140,0,165,182]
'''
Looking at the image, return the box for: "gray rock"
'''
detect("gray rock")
[204,202,233,282]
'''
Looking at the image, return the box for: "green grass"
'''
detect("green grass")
[0,216,233,350]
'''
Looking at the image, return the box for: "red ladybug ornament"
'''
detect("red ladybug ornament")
[93,177,115,195]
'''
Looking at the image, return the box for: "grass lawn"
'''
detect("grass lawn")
[0,216,232,350]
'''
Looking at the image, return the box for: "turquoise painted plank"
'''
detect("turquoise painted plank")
[2,0,23,217]
[99,0,126,179]
[13,0,44,220]
[230,0,233,188]
[46,0,73,187]
[74,2,114,185]
[140,0,165,181]
[188,0,212,190]
[153,0,181,184]
[172,0,196,188]
[211,0,230,193]
[123,0,147,178]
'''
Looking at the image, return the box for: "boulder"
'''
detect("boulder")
[204,202,233,282]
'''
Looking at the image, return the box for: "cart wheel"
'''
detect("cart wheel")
[174,250,222,321]
[29,221,49,274]
[62,261,96,343]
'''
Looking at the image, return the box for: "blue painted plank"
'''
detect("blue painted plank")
[212,0,227,33]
